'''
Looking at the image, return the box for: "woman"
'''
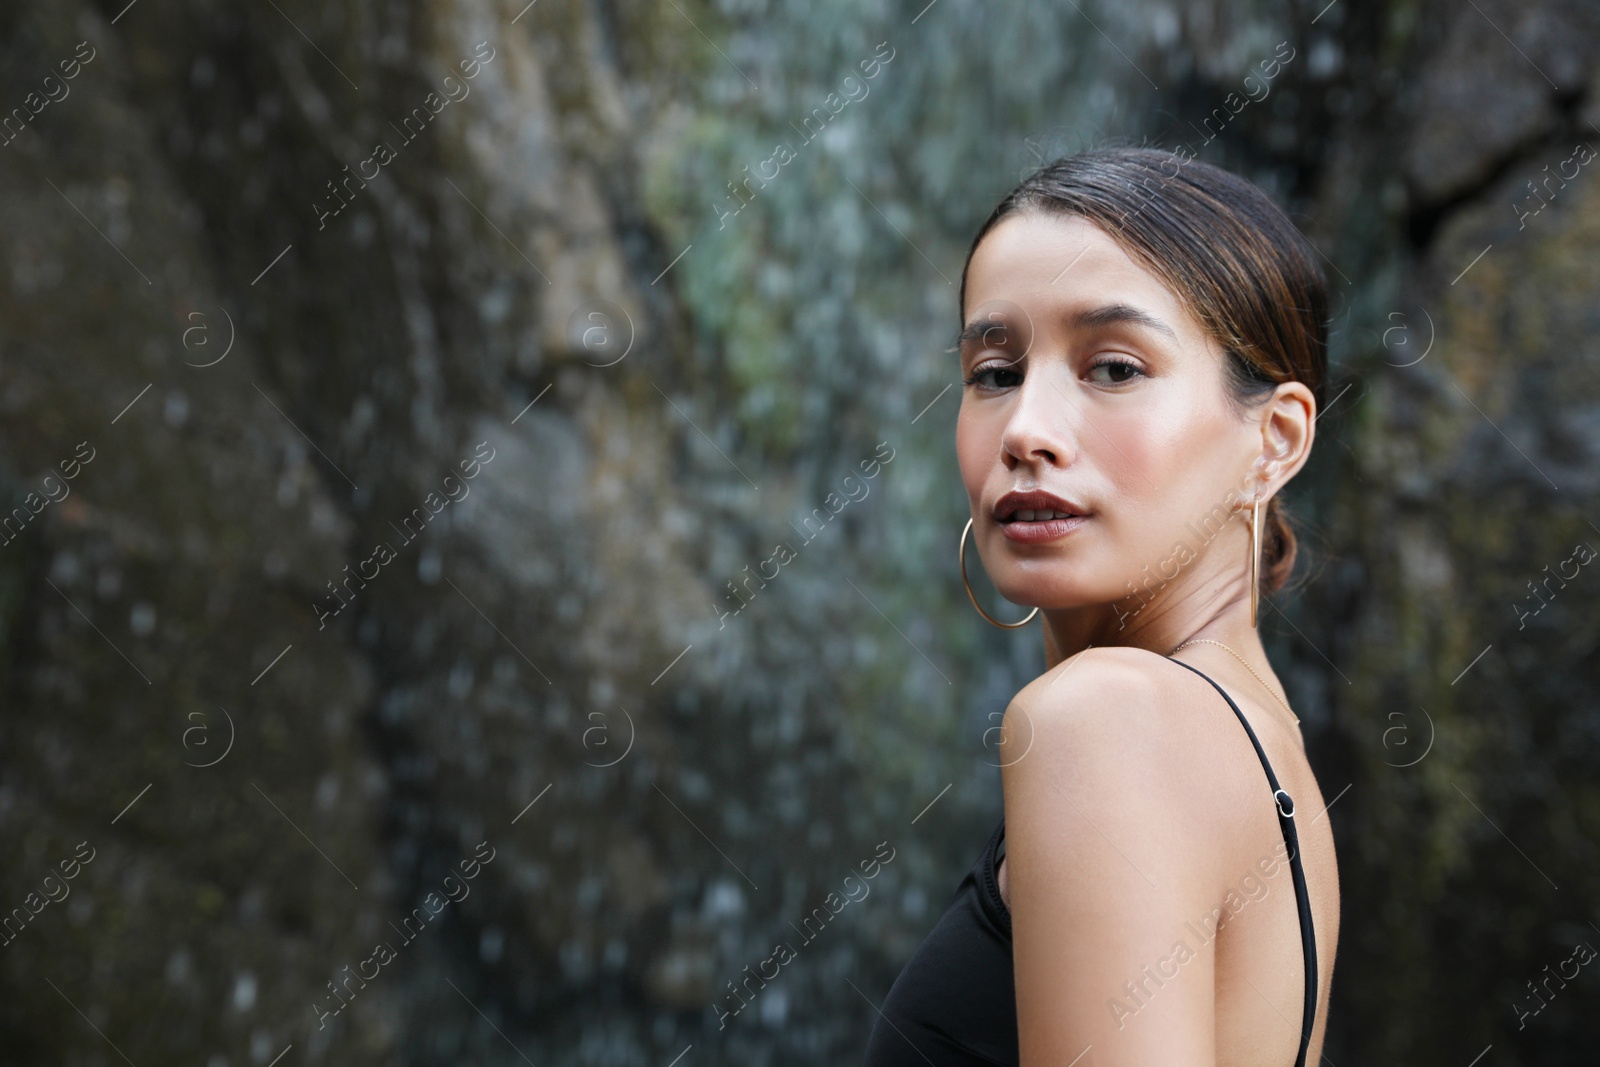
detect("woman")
[864,147,1341,1066]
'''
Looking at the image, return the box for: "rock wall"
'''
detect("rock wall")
[0,0,1596,1064]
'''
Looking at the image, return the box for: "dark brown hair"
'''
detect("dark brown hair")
[958,146,1328,594]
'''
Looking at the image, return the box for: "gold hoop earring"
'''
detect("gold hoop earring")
[959,517,1039,629]
[1249,497,1261,628]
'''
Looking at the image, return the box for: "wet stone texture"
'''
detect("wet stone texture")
[0,1,1597,1065]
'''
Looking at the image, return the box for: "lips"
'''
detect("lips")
[992,490,1089,523]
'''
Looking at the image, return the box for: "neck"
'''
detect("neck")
[1040,567,1263,671]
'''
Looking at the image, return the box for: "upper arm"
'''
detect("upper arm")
[999,651,1224,1067]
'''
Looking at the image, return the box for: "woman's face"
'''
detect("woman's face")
[956,211,1291,624]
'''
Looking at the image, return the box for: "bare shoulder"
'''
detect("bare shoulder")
[1000,645,1200,767]
[997,645,1247,878]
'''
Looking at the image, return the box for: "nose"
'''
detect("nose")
[1000,372,1076,470]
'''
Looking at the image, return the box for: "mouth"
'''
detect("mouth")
[992,490,1089,524]
[992,490,1091,544]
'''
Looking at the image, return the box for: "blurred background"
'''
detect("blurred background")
[1,0,1598,1064]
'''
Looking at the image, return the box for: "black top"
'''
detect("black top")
[864,656,1318,1067]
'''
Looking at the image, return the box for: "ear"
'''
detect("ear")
[1252,381,1315,499]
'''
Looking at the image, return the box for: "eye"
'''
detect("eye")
[963,362,1022,391]
[1085,358,1145,385]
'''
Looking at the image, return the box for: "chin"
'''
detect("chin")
[992,577,1078,611]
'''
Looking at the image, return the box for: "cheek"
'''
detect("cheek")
[1088,397,1210,535]
[954,403,991,497]
[1097,413,1159,470]
[1124,380,1217,471]
[1088,409,1165,498]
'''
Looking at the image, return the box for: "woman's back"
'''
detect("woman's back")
[1161,653,1341,1067]
[867,647,1340,1067]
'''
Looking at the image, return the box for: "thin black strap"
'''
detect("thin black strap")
[1167,656,1317,1067]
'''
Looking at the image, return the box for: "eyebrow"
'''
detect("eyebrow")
[956,317,1014,347]
[955,302,1177,350]
[1072,302,1178,340]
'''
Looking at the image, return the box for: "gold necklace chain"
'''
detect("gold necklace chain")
[1169,637,1300,726]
